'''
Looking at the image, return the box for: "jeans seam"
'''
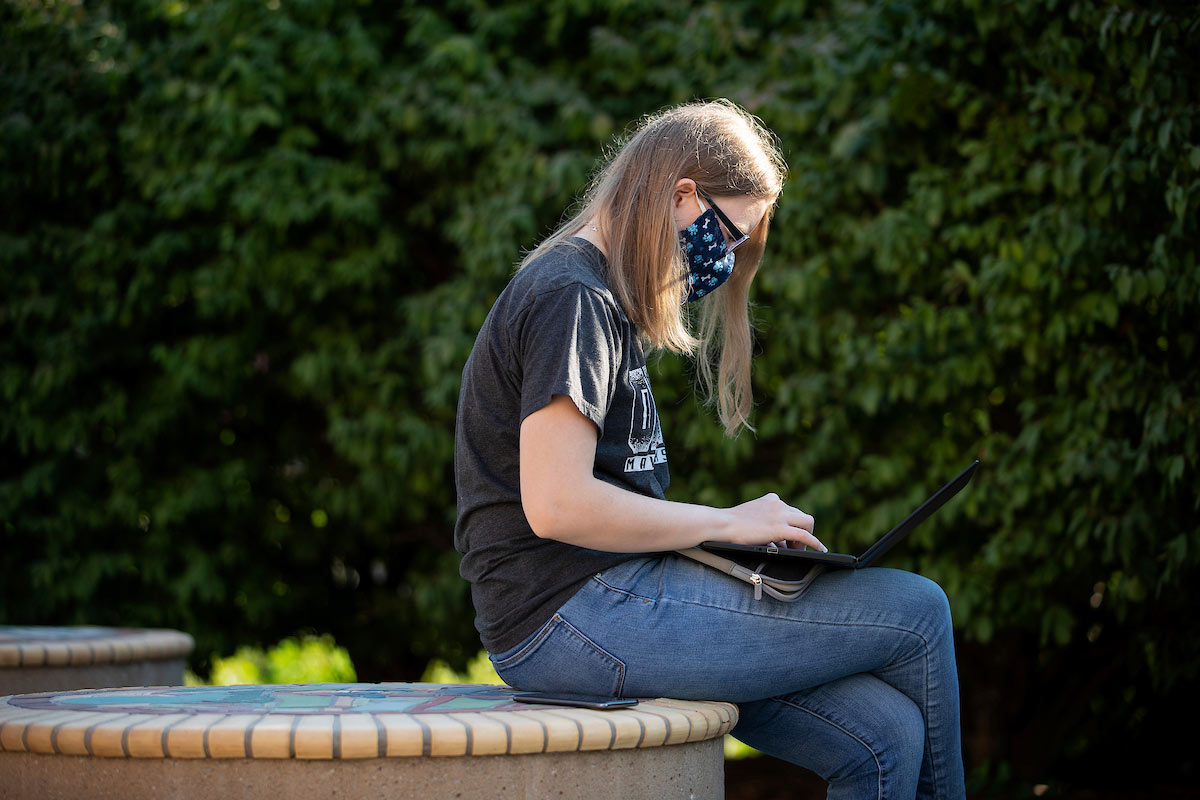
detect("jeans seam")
[592,574,657,604]
[925,642,937,795]
[770,695,883,800]
[662,594,935,643]
[556,615,626,696]
[876,630,938,795]
[491,613,562,670]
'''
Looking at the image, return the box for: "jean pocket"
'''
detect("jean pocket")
[491,614,626,697]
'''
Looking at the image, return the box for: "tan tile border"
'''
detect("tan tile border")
[0,688,737,759]
[0,628,194,668]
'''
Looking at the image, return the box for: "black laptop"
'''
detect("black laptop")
[700,460,979,569]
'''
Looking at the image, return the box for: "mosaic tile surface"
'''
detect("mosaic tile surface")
[7,683,530,715]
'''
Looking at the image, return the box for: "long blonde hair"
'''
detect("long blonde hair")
[519,99,786,435]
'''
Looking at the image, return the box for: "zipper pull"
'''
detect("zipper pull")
[750,573,763,601]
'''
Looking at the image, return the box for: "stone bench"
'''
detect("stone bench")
[0,682,737,799]
[0,626,194,696]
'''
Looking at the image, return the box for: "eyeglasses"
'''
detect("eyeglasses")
[698,190,751,252]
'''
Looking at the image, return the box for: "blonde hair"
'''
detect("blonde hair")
[519,99,786,435]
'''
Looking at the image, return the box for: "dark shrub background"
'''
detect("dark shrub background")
[3,0,1197,795]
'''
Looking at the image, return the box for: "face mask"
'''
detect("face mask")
[679,196,736,303]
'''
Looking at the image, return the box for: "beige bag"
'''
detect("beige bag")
[675,547,828,601]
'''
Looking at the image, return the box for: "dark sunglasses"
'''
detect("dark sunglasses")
[698,190,751,252]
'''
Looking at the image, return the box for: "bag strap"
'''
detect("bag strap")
[675,548,827,602]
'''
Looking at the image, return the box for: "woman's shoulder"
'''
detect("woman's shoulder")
[511,237,614,304]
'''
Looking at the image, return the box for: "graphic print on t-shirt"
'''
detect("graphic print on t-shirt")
[624,366,667,473]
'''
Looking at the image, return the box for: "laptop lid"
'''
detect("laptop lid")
[855,459,978,567]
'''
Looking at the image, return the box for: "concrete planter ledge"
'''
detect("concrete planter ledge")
[0,682,737,799]
[0,626,194,696]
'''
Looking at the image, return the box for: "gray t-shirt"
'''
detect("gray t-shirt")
[453,238,670,654]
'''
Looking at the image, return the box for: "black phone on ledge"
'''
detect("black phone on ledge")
[513,692,639,710]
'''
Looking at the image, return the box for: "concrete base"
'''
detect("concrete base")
[0,659,187,696]
[0,739,725,800]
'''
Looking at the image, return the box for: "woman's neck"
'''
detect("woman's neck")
[572,219,608,258]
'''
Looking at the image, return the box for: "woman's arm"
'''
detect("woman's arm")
[520,394,826,553]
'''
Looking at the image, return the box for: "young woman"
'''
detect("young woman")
[453,99,966,800]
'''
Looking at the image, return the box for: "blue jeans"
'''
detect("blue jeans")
[489,554,966,800]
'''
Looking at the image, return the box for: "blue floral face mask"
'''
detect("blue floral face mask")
[679,195,736,303]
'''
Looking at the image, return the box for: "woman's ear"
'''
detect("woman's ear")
[672,177,697,209]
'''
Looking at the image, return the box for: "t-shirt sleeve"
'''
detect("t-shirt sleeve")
[514,283,622,432]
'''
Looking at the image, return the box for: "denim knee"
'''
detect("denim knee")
[835,690,925,791]
[896,569,954,642]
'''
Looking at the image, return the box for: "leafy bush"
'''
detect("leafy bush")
[187,633,356,685]
[420,648,504,686]
[2,0,1197,790]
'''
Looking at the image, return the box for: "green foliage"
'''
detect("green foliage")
[2,0,1197,788]
[421,648,504,686]
[723,734,763,762]
[187,633,357,685]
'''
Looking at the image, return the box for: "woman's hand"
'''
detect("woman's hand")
[720,494,827,553]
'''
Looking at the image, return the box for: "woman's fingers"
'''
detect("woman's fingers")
[786,505,826,552]
[787,507,815,533]
[802,532,828,552]
[785,530,827,552]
